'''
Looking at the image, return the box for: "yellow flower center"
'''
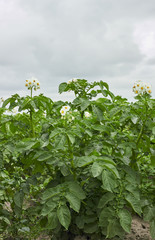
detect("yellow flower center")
[148,90,151,93]
[29,82,32,85]
[26,79,29,82]
[141,87,143,90]
[137,84,139,87]
[25,83,28,87]
[37,82,39,85]
[136,90,138,94]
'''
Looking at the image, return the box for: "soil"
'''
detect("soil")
[2,215,153,240]
[74,216,153,240]
[124,215,153,240]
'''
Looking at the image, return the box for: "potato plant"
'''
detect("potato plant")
[0,79,154,240]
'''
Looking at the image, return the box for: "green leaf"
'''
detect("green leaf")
[152,126,155,135]
[2,97,12,108]
[16,139,39,152]
[91,162,102,177]
[41,201,57,216]
[59,82,68,93]
[55,135,66,150]
[125,193,141,216]
[65,192,81,212]
[57,205,71,230]
[75,155,95,167]
[60,165,70,176]
[37,152,53,162]
[49,129,61,138]
[99,207,114,227]
[0,151,3,169]
[67,132,75,145]
[99,156,116,165]
[85,129,93,137]
[67,181,86,200]
[151,155,155,166]
[84,222,98,234]
[75,216,85,229]
[80,99,91,111]
[118,209,132,233]
[92,105,103,121]
[150,220,155,239]
[103,163,120,178]
[102,170,116,192]
[0,217,10,225]
[99,81,109,91]
[18,227,30,233]
[131,116,138,124]
[14,191,24,208]
[92,125,110,133]
[106,219,124,238]
[42,186,61,201]
[125,185,140,200]
[143,206,155,222]
[47,211,59,230]
[98,192,115,208]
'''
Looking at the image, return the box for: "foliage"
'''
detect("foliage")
[0,79,155,239]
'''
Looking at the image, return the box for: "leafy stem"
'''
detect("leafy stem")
[67,136,76,180]
[136,97,148,147]
[30,87,35,138]
[131,97,148,169]
[136,121,145,146]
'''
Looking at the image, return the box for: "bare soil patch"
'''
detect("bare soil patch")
[74,216,153,240]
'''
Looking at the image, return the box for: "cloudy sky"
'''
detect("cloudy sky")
[0,0,155,102]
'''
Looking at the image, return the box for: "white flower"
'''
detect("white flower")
[67,80,72,84]
[72,78,77,82]
[25,78,40,90]
[60,106,70,116]
[12,108,18,114]
[61,105,70,112]
[145,83,152,94]
[68,116,75,123]
[60,108,67,116]
[67,78,78,84]
[84,111,91,118]
[133,80,152,95]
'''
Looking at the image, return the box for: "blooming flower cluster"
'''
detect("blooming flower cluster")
[25,78,40,91]
[60,105,71,116]
[67,78,78,84]
[60,105,76,122]
[84,111,91,118]
[133,80,152,95]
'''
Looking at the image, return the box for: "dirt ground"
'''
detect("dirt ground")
[38,215,154,240]
[74,216,153,240]
[2,215,152,240]
[124,215,153,240]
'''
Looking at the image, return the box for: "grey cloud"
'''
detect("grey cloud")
[0,0,155,101]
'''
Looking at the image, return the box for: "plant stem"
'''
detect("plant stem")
[31,87,33,98]
[30,87,35,137]
[30,110,35,137]
[136,121,145,146]
[67,137,76,180]
[136,97,147,147]
[131,97,148,169]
